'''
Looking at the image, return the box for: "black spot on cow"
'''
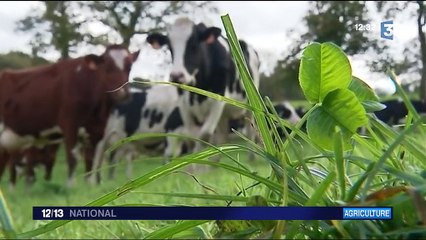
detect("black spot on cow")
[189,92,195,106]
[229,117,245,133]
[116,91,147,136]
[374,99,426,125]
[143,109,150,118]
[295,107,306,118]
[177,87,184,95]
[235,80,242,94]
[275,104,292,119]
[165,107,183,132]
[144,140,165,151]
[148,109,164,128]
[181,142,189,155]
[239,40,250,65]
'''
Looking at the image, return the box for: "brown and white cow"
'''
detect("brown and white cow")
[0,44,139,187]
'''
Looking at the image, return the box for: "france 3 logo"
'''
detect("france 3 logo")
[381,20,394,40]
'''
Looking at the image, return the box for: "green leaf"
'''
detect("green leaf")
[307,107,352,151]
[362,101,387,112]
[349,76,379,102]
[145,220,210,239]
[299,42,352,103]
[333,127,346,200]
[307,89,368,150]
[322,89,368,134]
[349,76,384,112]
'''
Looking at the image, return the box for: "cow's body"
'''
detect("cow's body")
[146,18,261,162]
[0,45,139,187]
[92,85,187,181]
[272,101,302,138]
[374,99,426,125]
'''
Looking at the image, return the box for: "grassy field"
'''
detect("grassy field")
[1,16,426,239]
[1,129,424,239]
[1,140,282,239]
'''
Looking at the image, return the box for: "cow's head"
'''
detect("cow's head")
[84,45,140,102]
[146,17,222,85]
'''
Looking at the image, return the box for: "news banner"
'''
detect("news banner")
[33,206,392,220]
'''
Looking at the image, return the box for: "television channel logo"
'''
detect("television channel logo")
[381,20,394,40]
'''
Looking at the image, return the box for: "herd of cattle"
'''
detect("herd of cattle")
[0,17,425,189]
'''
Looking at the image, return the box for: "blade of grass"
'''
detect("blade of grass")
[144,220,210,239]
[17,145,240,239]
[360,118,423,200]
[333,127,346,200]
[189,159,309,204]
[131,192,281,205]
[221,14,275,155]
[285,172,337,239]
[387,69,425,136]
[0,187,16,239]
[105,132,251,172]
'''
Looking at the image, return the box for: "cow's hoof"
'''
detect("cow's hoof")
[96,174,102,185]
[86,174,99,186]
[163,157,171,165]
[66,178,76,188]
[26,176,36,186]
[108,172,115,181]
[8,183,15,192]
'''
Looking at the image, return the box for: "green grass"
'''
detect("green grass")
[0,143,276,239]
[1,14,426,239]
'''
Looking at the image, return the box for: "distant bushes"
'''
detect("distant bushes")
[0,51,50,71]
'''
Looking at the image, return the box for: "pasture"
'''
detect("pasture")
[1,142,275,239]
[2,125,425,239]
[0,13,426,240]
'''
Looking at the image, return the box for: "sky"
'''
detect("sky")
[0,1,420,96]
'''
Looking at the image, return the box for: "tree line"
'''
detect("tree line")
[2,1,425,102]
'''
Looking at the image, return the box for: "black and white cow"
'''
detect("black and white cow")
[91,85,188,181]
[229,101,301,139]
[374,99,426,125]
[272,101,302,138]
[146,17,261,159]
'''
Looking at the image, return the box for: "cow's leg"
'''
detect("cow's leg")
[164,127,186,164]
[44,144,58,181]
[245,114,258,162]
[90,136,109,184]
[108,150,118,180]
[83,125,108,185]
[62,126,79,188]
[0,150,8,182]
[83,142,95,184]
[108,146,126,180]
[8,153,19,191]
[125,145,137,179]
[211,116,230,163]
[195,101,226,153]
[23,150,36,186]
[84,136,105,186]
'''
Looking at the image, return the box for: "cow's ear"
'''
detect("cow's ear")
[200,27,221,43]
[85,54,104,70]
[146,33,169,49]
[130,50,140,63]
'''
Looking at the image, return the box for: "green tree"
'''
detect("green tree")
[261,1,379,101]
[85,1,218,48]
[373,1,426,100]
[15,1,84,59]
